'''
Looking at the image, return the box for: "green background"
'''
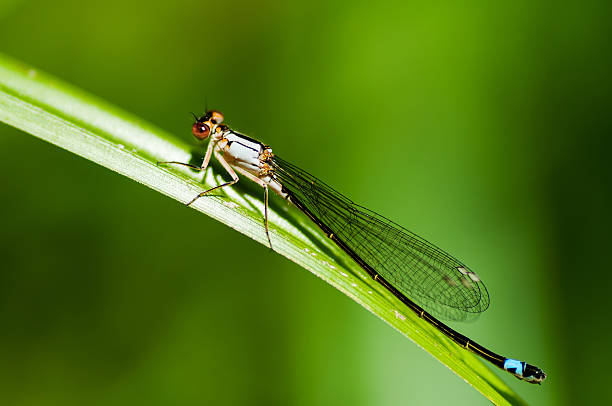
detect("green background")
[1,0,610,405]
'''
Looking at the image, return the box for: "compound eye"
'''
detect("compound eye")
[209,110,224,124]
[192,122,210,139]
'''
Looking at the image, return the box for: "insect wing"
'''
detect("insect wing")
[272,156,489,321]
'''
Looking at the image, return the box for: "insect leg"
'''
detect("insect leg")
[232,166,273,250]
[158,138,215,171]
[186,150,239,206]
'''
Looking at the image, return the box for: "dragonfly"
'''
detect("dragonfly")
[159,110,546,384]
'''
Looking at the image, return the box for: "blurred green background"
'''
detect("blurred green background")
[1,0,610,405]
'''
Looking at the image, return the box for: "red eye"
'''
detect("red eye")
[192,122,210,139]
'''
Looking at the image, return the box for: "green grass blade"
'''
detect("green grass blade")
[0,53,526,405]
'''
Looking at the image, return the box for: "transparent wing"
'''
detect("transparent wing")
[272,155,489,321]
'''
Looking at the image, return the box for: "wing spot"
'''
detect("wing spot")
[442,275,458,287]
[467,271,480,282]
[460,277,473,288]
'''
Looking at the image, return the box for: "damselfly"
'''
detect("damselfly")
[159,110,546,384]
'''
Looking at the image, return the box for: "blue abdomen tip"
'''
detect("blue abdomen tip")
[503,359,525,376]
